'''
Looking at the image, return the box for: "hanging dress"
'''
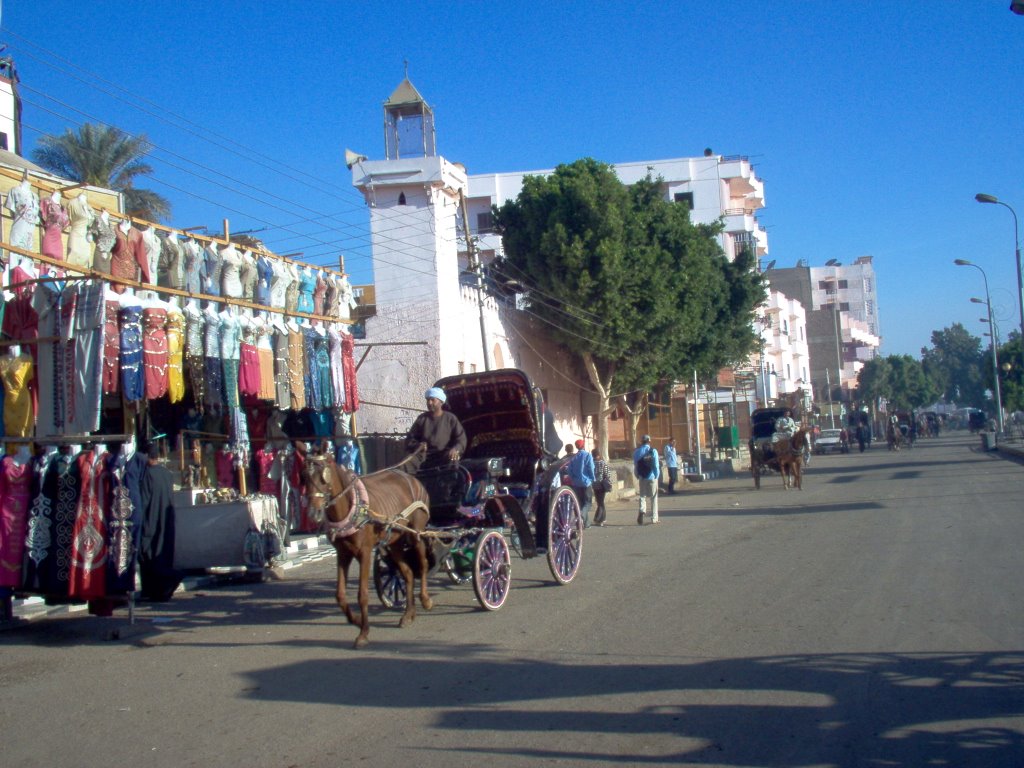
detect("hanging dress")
[297,269,317,314]
[0,353,34,438]
[238,319,260,398]
[203,309,223,409]
[0,455,31,589]
[204,244,223,297]
[21,450,57,593]
[313,274,328,316]
[273,325,291,408]
[314,330,332,410]
[38,452,80,599]
[89,215,117,274]
[255,255,273,307]
[287,326,306,410]
[142,304,169,400]
[158,234,186,291]
[182,239,206,295]
[102,296,121,394]
[284,265,300,313]
[269,260,290,309]
[39,196,70,260]
[166,308,185,403]
[220,312,241,408]
[68,450,109,600]
[70,281,105,434]
[118,302,144,403]
[140,227,162,294]
[31,282,67,437]
[239,254,258,302]
[220,245,243,299]
[184,302,206,409]
[341,330,359,413]
[328,326,347,410]
[7,183,40,251]
[65,195,94,267]
[110,225,149,289]
[255,320,276,400]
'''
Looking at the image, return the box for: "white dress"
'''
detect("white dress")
[220,245,243,298]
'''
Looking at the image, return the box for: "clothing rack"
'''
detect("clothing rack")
[0,239,351,325]
[0,166,349,279]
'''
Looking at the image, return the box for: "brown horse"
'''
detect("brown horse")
[300,446,433,648]
[774,427,811,490]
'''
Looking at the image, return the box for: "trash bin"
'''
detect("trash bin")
[981,432,997,451]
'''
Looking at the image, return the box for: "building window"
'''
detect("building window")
[838,279,848,289]
[0,132,7,151]
[674,192,694,209]
[398,192,407,205]
[864,278,872,292]
[786,364,791,379]
[840,302,850,311]
[476,211,494,233]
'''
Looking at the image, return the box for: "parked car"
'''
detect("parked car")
[814,428,850,454]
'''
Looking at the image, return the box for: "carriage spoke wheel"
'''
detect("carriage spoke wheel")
[441,552,472,585]
[547,487,583,585]
[373,547,407,610]
[472,530,511,611]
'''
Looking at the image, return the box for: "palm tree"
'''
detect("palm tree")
[31,123,172,222]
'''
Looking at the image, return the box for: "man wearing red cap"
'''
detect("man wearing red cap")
[565,438,595,528]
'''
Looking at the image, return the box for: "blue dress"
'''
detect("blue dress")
[118,305,144,402]
[297,269,317,314]
[255,256,273,307]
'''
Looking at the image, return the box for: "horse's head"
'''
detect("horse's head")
[300,446,345,523]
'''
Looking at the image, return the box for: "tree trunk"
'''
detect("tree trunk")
[581,352,615,459]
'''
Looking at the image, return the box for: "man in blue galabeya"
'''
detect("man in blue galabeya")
[566,438,595,528]
[633,434,660,525]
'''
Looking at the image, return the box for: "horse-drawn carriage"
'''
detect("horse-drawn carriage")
[748,407,809,490]
[374,368,584,611]
[887,410,913,451]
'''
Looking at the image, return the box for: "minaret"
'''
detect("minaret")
[351,76,468,432]
[0,52,23,154]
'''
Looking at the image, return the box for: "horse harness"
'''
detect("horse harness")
[307,456,428,542]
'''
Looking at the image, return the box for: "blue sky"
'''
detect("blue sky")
[3,1,1022,357]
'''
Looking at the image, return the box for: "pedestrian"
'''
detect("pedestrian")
[663,437,679,494]
[565,438,595,528]
[564,443,576,457]
[591,448,613,527]
[633,434,660,525]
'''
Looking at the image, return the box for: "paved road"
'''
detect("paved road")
[2,432,1022,767]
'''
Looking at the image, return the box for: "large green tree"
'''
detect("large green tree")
[494,158,764,452]
[996,334,1022,412]
[920,323,985,407]
[856,354,936,412]
[31,123,171,221]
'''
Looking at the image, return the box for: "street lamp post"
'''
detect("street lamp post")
[974,193,1024,381]
[954,259,1005,433]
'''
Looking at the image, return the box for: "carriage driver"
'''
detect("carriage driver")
[772,408,798,445]
[404,386,468,474]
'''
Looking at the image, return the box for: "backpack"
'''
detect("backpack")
[635,450,654,478]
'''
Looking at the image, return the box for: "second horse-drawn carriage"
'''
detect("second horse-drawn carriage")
[748,407,810,490]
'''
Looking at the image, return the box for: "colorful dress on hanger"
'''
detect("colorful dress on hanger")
[255,321,276,400]
[287,326,306,410]
[40,197,70,260]
[31,282,68,437]
[313,274,328,316]
[89,216,117,274]
[341,330,359,413]
[0,353,34,438]
[104,450,143,596]
[215,447,236,488]
[166,308,185,403]
[238,320,260,398]
[65,195,95,267]
[182,239,206,294]
[324,278,340,318]
[220,246,243,298]
[314,331,332,410]
[102,296,121,394]
[158,234,186,291]
[118,303,144,403]
[140,227,162,292]
[68,449,109,600]
[28,451,80,597]
[284,266,300,313]
[204,244,223,297]
[328,327,347,409]
[254,446,277,495]
[110,226,149,288]
[70,281,104,434]
[255,256,273,306]
[21,450,57,593]
[184,302,206,409]
[239,255,258,301]
[220,312,241,408]
[0,455,31,588]
[297,269,317,314]
[203,310,223,409]
[6,183,40,251]
[142,304,169,400]
[273,326,291,408]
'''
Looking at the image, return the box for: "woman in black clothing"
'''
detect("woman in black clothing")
[592,448,613,527]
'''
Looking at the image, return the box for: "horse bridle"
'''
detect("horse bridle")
[305,454,359,512]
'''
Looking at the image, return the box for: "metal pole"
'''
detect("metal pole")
[693,370,703,476]
[975,194,1024,382]
[956,259,1005,434]
[459,190,490,371]
[825,368,835,428]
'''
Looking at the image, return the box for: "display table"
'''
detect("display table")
[174,496,279,571]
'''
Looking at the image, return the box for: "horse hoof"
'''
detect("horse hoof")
[421,597,434,612]
[353,635,370,649]
[399,615,414,628]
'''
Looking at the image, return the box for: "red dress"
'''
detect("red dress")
[68,450,109,600]
[340,331,359,413]
[0,456,31,588]
[142,306,169,400]
[255,447,277,495]
[102,299,121,394]
[238,341,260,397]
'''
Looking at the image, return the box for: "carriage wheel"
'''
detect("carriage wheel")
[472,530,511,611]
[441,553,472,585]
[547,487,583,585]
[373,548,407,610]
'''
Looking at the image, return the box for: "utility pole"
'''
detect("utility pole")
[459,190,490,371]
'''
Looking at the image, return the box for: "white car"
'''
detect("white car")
[814,428,850,454]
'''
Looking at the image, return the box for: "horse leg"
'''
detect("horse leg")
[794,462,802,490]
[353,548,372,649]
[416,537,433,612]
[395,554,417,628]
[335,549,359,627]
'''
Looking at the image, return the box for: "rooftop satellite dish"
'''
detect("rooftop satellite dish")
[764,259,776,271]
[825,259,839,266]
[344,148,368,169]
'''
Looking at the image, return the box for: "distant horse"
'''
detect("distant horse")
[887,421,903,451]
[775,427,811,490]
[300,445,433,649]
